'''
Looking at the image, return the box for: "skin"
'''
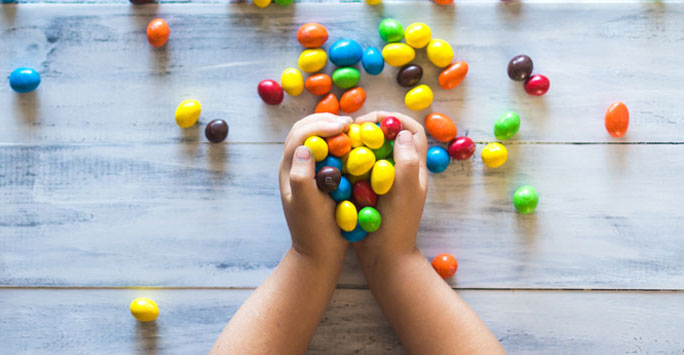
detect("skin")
[211,112,504,355]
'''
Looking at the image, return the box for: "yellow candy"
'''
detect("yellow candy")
[298,49,327,73]
[130,297,159,322]
[253,0,270,7]
[280,67,304,96]
[175,99,201,128]
[336,200,358,232]
[360,122,384,149]
[304,136,328,162]
[426,39,454,68]
[404,85,433,111]
[346,146,376,176]
[481,142,508,168]
[347,123,363,148]
[348,170,371,184]
[366,0,382,4]
[405,23,432,49]
[370,159,395,195]
[381,43,415,67]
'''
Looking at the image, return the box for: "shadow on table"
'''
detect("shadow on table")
[135,321,159,355]
[14,91,40,127]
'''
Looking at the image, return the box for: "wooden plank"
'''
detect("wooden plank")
[2,143,683,289]
[1,288,683,354]
[2,3,683,144]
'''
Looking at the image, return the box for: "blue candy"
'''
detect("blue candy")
[341,222,368,242]
[328,39,363,67]
[330,176,351,202]
[362,47,384,75]
[426,146,450,173]
[316,156,343,172]
[9,67,41,93]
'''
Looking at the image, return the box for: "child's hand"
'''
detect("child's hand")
[279,113,353,265]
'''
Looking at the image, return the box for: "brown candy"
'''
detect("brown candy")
[396,64,423,87]
[316,166,341,192]
[205,119,229,143]
[507,54,533,82]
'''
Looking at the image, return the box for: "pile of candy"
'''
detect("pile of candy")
[507,54,550,96]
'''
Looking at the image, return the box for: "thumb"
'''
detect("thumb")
[289,145,316,194]
[393,130,420,186]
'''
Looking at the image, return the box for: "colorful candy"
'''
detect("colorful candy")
[378,18,404,43]
[362,47,385,75]
[426,146,450,173]
[494,111,520,140]
[366,0,382,4]
[340,87,366,113]
[605,102,629,138]
[316,156,343,172]
[298,49,328,73]
[258,79,284,105]
[281,67,304,96]
[352,180,378,208]
[205,119,229,143]
[316,166,342,192]
[404,22,432,49]
[433,0,454,5]
[347,123,363,147]
[438,61,468,90]
[358,207,382,232]
[346,146,376,176]
[330,176,352,202]
[370,159,395,195]
[513,185,539,214]
[253,0,271,8]
[524,74,550,96]
[9,67,40,93]
[360,122,385,149]
[397,64,423,87]
[348,170,371,184]
[336,200,358,232]
[380,116,403,140]
[274,0,293,6]
[332,67,360,89]
[315,93,340,114]
[404,85,433,111]
[328,39,363,66]
[431,254,458,279]
[447,136,475,160]
[326,133,352,157]
[382,43,415,67]
[175,99,201,128]
[481,142,508,168]
[304,136,328,162]
[305,73,332,96]
[425,112,457,142]
[507,54,533,82]
[146,18,170,48]
[426,39,454,68]
[372,140,393,159]
[341,222,368,242]
[130,297,159,322]
[297,23,328,48]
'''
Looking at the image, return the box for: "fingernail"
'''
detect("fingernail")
[338,116,352,124]
[397,131,413,145]
[295,146,311,161]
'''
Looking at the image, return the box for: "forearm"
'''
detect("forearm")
[211,247,346,355]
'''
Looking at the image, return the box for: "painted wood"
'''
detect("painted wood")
[2,3,683,144]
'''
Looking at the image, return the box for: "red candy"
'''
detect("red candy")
[447,136,475,160]
[380,116,403,140]
[605,102,629,138]
[524,74,550,96]
[315,93,340,114]
[257,79,284,105]
[431,253,458,279]
[352,180,378,208]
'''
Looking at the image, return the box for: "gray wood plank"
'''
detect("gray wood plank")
[2,3,683,143]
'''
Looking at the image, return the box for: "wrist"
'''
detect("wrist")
[289,244,348,274]
[355,245,423,282]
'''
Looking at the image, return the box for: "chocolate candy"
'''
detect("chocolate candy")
[9,67,40,93]
[352,180,377,208]
[370,159,395,195]
[298,49,328,73]
[326,133,352,157]
[347,123,363,147]
[330,176,352,202]
[372,140,393,160]
[305,73,332,96]
[274,0,293,6]
[257,79,284,105]
[507,55,533,82]
[524,74,550,96]
[340,87,366,114]
[605,102,629,138]
[281,67,304,96]
[380,116,402,140]
[147,18,170,48]
[329,39,363,67]
[316,166,342,192]
[358,207,382,232]
[397,64,423,87]
[316,156,343,173]
[431,254,458,279]
[426,146,450,173]
[332,67,360,89]
[382,43,415,67]
[362,47,385,75]
[494,111,520,140]
[481,142,508,168]
[360,122,385,149]
[513,185,539,214]
[253,0,271,8]
[304,136,329,162]
[447,136,475,160]
[425,112,457,142]
[404,85,433,111]
[426,39,453,68]
[438,61,468,90]
[175,99,202,128]
[205,119,229,143]
[341,222,368,242]
[297,23,328,48]
[346,146,376,176]
[336,200,358,232]
[130,297,159,322]
[404,23,432,49]
[315,93,340,114]
[378,18,404,43]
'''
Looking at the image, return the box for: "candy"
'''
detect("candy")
[147,18,170,47]
[130,297,159,322]
[433,0,454,5]
[328,39,363,67]
[281,67,304,96]
[326,133,352,157]
[426,39,454,68]
[305,74,332,96]
[605,102,629,138]
[316,166,342,192]
[425,112,457,142]
[205,119,229,143]
[175,99,202,128]
[360,122,385,149]
[347,123,363,147]
[366,0,382,4]
[380,116,403,140]
[316,156,343,172]
[481,142,508,168]
[426,146,450,173]
[352,180,378,208]
[330,176,352,202]
[404,85,433,111]
[382,43,415,67]
[341,222,368,242]
[513,185,539,214]
[372,139,393,159]
[358,207,382,232]
[370,159,395,195]
[298,49,328,73]
[9,67,40,93]
[332,67,360,89]
[397,64,423,87]
[304,136,328,162]
[340,87,366,114]
[404,23,432,49]
[336,200,358,232]
[507,55,533,82]
[274,0,293,6]
[431,254,458,279]
[346,146,376,176]
[494,111,520,140]
[362,47,385,75]
[524,74,550,96]
[315,93,340,114]
[297,23,328,48]
[438,61,468,90]
[257,79,284,105]
[447,136,475,160]
[253,0,271,8]
[378,18,404,43]
[348,170,371,184]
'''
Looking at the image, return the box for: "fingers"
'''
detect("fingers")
[288,146,317,197]
[393,130,420,187]
[354,111,428,158]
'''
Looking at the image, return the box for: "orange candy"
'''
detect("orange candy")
[147,18,170,48]
[315,93,340,114]
[431,253,458,279]
[438,61,468,90]
[305,74,333,96]
[340,87,366,114]
[433,0,453,4]
[605,102,629,138]
[297,23,329,48]
[425,112,457,142]
[326,133,352,157]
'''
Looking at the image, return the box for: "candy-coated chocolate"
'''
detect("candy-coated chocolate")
[397,64,423,87]
[431,254,458,279]
[438,61,468,90]
[147,18,170,47]
[405,85,433,111]
[370,159,395,195]
[347,123,363,148]
[524,74,550,96]
[130,297,159,322]
[426,39,454,68]
[433,0,453,5]
[481,142,508,168]
[386,157,395,165]
[9,67,40,93]
[297,23,328,48]
[336,200,358,232]
[305,74,332,96]
[360,122,385,149]
[326,133,352,157]
[425,112,457,142]
[372,139,393,159]
[404,23,432,49]
[494,111,520,140]
[346,146,376,176]
[298,49,328,73]
[257,79,284,105]
[348,170,371,184]
[280,67,304,96]
[316,155,343,173]
[340,87,366,114]
[366,0,382,4]
[316,166,341,192]
[253,0,271,8]
[362,47,385,75]
[382,43,415,67]
[358,207,382,232]
[330,176,352,202]
[380,116,403,140]
[426,146,450,173]
[447,136,475,160]
[175,99,202,128]
[315,93,340,114]
[513,185,539,214]
[332,67,360,89]
[304,136,328,162]
[341,222,368,242]
[205,119,229,143]
[507,55,533,82]
[329,39,363,67]
[352,180,378,208]
[605,102,629,138]
[378,18,404,42]
[274,0,293,6]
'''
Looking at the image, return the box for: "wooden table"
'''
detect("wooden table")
[2,1,684,353]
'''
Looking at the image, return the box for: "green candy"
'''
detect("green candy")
[386,157,395,166]
[332,67,360,89]
[274,0,294,5]
[358,207,382,232]
[378,19,404,43]
[372,139,393,159]
[494,111,520,141]
[513,185,538,214]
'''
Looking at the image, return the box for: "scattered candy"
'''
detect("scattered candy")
[130,297,159,322]
[365,0,382,4]
[404,23,432,49]
[316,155,343,172]
[433,0,454,5]
[329,39,363,67]
[605,102,629,138]
[281,67,304,96]
[362,47,385,75]
[305,73,332,96]
[298,48,328,73]
[370,159,395,195]
[397,64,423,87]
[481,142,508,168]
[447,136,475,160]
[358,206,382,232]
[346,146,376,176]
[340,87,366,113]
[360,122,385,149]
[380,116,403,140]
[205,119,229,143]
[507,54,533,82]
[524,74,550,96]
[382,43,416,67]
[513,185,539,214]
[347,123,363,147]
[146,18,170,48]
[315,93,340,114]
[253,0,271,8]
[378,18,404,43]
[372,139,393,159]
[332,67,360,89]
[438,61,468,90]
[175,99,202,128]
[326,133,352,157]
[431,254,458,279]
[316,166,342,192]
[404,84,433,111]
[9,67,40,93]
[297,23,328,48]
[304,136,329,162]
[274,0,293,6]
[426,39,454,68]
[494,111,520,140]
[336,200,358,232]
[352,180,378,208]
[425,112,457,142]
[330,176,352,202]
[257,79,284,105]
[341,222,368,242]
[426,146,450,173]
